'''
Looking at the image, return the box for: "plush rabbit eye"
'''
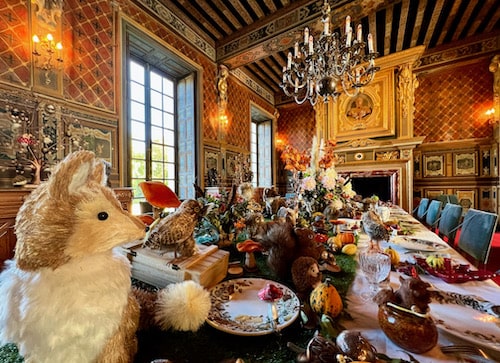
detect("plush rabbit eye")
[98,212,109,221]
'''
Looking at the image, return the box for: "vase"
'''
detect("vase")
[378,303,438,353]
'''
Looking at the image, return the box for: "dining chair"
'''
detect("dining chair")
[413,197,429,222]
[424,200,442,231]
[456,208,498,267]
[436,203,462,245]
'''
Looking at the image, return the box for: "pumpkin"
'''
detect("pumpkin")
[335,232,355,245]
[309,278,343,318]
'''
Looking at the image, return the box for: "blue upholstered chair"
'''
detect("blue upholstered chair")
[437,203,463,245]
[456,209,498,267]
[425,200,443,231]
[413,197,429,222]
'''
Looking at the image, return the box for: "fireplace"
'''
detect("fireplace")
[346,170,399,204]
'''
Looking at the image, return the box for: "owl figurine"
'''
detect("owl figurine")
[144,199,207,258]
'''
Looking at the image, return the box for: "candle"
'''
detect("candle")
[345,16,351,34]
[287,52,292,69]
[346,28,352,47]
[294,42,299,57]
[282,66,286,82]
[368,33,374,53]
[324,16,330,35]
[304,27,309,45]
[295,78,299,93]
[56,42,62,60]
[32,35,40,53]
[309,35,314,54]
[357,24,362,42]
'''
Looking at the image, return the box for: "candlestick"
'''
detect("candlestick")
[294,42,299,57]
[287,52,292,69]
[304,27,309,45]
[357,24,362,42]
[324,16,330,35]
[309,35,314,54]
[346,28,352,47]
[345,16,351,34]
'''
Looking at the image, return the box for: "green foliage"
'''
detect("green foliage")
[0,343,23,363]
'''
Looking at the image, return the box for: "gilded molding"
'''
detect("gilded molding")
[230,68,274,105]
[136,0,216,61]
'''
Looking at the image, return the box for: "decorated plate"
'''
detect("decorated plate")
[392,236,449,251]
[431,302,500,352]
[206,278,300,336]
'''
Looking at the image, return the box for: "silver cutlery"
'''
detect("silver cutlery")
[440,345,493,361]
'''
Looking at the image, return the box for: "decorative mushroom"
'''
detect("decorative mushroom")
[139,181,181,220]
[236,239,264,272]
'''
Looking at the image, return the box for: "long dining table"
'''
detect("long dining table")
[130,205,500,363]
[343,205,500,362]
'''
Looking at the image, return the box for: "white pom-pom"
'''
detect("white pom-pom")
[155,280,211,331]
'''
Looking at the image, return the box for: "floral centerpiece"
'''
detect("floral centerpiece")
[281,137,357,222]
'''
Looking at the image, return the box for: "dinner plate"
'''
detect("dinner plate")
[431,302,500,352]
[391,236,449,251]
[206,278,300,336]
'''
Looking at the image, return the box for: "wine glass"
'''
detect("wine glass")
[359,245,392,301]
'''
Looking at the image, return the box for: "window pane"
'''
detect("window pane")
[131,121,145,140]
[131,159,146,178]
[151,126,163,143]
[151,108,162,127]
[130,82,145,102]
[164,145,175,162]
[151,161,164,179]
[164,95,174,113]
[131,140,145,156]
[164,129,175,145]
[164,112,174,129]
[130,101,145,122]
[151,143,163,161]
[130,61,144,84]
[166,163,175,179]
[150,71,163,91]
[151,89,162,108]
[163,78,174,95]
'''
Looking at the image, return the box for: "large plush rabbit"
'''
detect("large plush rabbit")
[0,151,211,363]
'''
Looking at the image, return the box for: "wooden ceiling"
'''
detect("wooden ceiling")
[155,0,499,102]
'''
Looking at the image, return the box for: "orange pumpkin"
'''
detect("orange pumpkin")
[335,232,355,245]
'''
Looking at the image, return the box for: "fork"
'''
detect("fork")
[440,345,491,359]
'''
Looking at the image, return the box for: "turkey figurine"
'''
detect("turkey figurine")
[143,199,207,258]
[361,210,390,245]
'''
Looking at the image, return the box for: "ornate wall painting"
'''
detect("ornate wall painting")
[328,68,395,141]
[423,155,444,177]
[456,190,475,210]
[204,147,219,187]
[67,122,115,165]
[453,152,477,176]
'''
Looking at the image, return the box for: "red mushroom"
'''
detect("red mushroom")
[236,239,264,271]
[139,181,181,219]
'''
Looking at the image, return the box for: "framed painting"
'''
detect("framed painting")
[204,147,219,187]
[456,190,475,210]
[426,190,444,200]
[453,152,477,176]
[328,68,396,141]
[423,155,444,177]
[67,121,115,166]
[225,150,239,179]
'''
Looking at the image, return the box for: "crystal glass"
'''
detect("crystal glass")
[359,241,391,300]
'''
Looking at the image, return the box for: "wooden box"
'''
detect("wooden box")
[120,242,229,289]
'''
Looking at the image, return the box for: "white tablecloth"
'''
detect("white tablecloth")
[343,206,500,362]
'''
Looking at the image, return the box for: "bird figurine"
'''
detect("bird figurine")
[143,199,207,258]
[361,210,390,246]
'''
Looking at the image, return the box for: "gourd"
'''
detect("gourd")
[384,246,400,265]
[309,278,343,318]
[341,244,357,255]
[335,232,355,245]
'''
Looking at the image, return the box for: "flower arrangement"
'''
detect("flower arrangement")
[280,137,357,221]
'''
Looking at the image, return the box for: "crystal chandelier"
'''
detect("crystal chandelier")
[281,0,379,105]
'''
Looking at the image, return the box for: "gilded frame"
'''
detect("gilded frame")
[329,68,395,141]
[453,151,477,176]
[423,154,444,177]
[67,121,115,166]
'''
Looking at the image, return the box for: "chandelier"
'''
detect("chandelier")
[281,0,378,105]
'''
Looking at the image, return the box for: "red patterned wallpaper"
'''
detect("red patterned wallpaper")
[0,0,30,87]
[414,59,494,142]
[276,104,316,152]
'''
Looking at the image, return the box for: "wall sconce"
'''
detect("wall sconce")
[486,108,497,125]
[32,33,63,71]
